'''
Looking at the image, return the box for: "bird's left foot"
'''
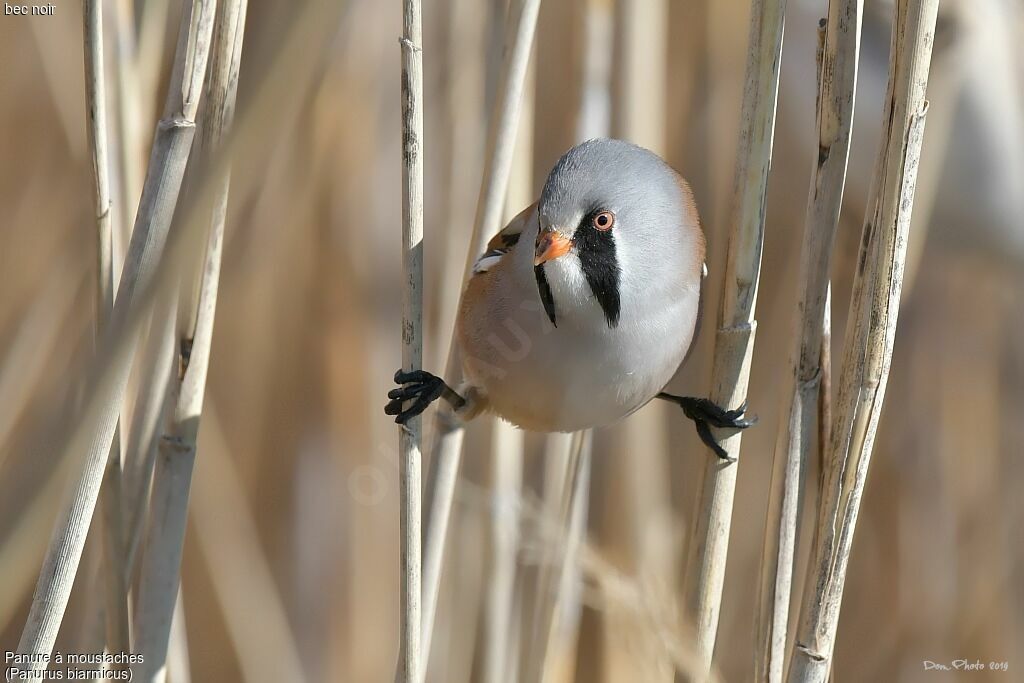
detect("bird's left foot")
[385,369,465,424]
[657,393,757,462]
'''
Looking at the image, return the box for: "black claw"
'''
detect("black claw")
[657,393,755,461]
[386,368,454,424]
[695,419,734,462]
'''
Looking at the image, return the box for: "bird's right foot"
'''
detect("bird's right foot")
[657,393,757,461]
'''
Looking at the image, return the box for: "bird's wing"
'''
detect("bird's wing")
[471,201,537,274]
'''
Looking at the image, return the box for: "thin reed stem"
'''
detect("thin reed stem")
[682,0,787,677]
[167,590,192,683]
[111,0,143,250]
[787,1,939,680]
[21,0,337,604]
[14,3,341,666]
[84,0,113,308]
[83,0,132,660]
[419,1,542,676]
[398,0,425,680]
[817,284,832,490]
[523,431,592,683]
[123,306,178,576]
[754,2,862,681]
[134,2,248,680]
[484,423,524,683]
[483,63,533,682]
[16,0,216,666]
[134,406,193,683]
[607,1,677,677]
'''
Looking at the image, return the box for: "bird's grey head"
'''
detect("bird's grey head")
[533,138,692,329]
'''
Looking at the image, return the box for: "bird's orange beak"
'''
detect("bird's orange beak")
[534,228,572,266]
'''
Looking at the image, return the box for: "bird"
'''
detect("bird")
[385,138,754,459]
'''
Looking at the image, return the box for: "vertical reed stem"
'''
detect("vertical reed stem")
[682,0,787,677]
[16,1,217,666]
[84,0,113,310]
[84,0,132,660]
[754,3,862,681]
[788,1,939,680]
[419,2,542,676]
[398,0,425,681]
[483,58,533,682]
[134,2,247,680]
[111,0,142,250]
[524,430,592,683]
[817,284,832,487]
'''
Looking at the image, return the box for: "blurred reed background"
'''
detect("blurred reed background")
[0,0,1022,681]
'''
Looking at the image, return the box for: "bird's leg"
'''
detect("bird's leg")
[386,369,467,425]
[657,393,757,462]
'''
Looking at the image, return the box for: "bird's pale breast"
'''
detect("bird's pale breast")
[458,239,700,432]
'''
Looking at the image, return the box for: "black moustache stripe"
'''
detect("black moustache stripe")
[575,219,621,328]
[534,264,558,327]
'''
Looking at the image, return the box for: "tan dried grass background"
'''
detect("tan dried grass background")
[0,0,1022,681]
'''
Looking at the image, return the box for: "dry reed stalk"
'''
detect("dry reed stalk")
[398,0,425,680]
[419,0,542,674]
[98,442,130,660]
[754,2,862,681]
[610,0,666,146]
[12,1,339,662]
[433,0,488,372]
[84,0,114,314]
[606,0,676,677]
[130,317,191,683]
[123,305,178,575]
[434,511,487,683]
[541,436,592,683]
[702,2,748,234]
[137,0,176,150]
[167,590,192,683]
[576,0,613,142]
[523,430,592,683]
[16,0,217,666]
[786,1,939,680]
[484,422,524,683]
[682,0,787,676]
[71,543,107,654]
[533,0,585,180]
[817,285,831,494]
[134,2,247,679]
[85,2,132,654]
[895,8,965,290]
[665,0,709,169]
[514,432,574,681]
[111,0,143,248]
[483,61,533,683]
[490,472,707,682]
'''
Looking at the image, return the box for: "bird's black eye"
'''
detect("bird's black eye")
[591,210,615,231]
